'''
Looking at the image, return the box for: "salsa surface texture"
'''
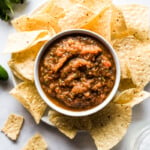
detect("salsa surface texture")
[39,35,116,110]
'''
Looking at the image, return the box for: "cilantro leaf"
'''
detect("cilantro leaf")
[0,0,24,22]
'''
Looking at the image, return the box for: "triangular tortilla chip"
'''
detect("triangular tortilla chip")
[10,82,47,124]
[48,109,93,139]
[127,44,150,88]
[4,30,53,53]
[89,103,131,150]
[8,42,45,81]
[49,102,132,150]
[58,4,94,31]
[31,0,68,20]
[48,110,77,139]
[12,14,59,33]
[119,4,150,40]
[75,0,112,14]
[111,5,128,39]
[114,88,150,107]
[119,79,136,91]
[33,0,112,17]
[83,7,112,42]
[112,35,142,79]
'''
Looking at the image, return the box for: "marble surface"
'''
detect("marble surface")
[0,0,150,150]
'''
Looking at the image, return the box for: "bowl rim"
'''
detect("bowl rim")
[34,29,120,117]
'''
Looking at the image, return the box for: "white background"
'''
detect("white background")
[0,0,150,150]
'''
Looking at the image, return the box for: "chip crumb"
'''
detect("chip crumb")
[1,114,24,141]
[22,133,47,150]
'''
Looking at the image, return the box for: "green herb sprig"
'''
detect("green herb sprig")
[0,0,24,22]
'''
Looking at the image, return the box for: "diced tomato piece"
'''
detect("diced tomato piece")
[103,61,112,67]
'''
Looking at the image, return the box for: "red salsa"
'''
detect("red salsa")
[39,35,116,111]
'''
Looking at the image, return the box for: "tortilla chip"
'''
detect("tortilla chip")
[128,91,150,107]
[114,89,150,107]
[31,1,50,16]
[58,128,77,139]
[119,4,150,40]
[29,13,61,33]
[31,0,67,20]
[8,59,34,82]
[49,103,132,149]
[111,5,128,39]
[10,82,47,124]
[76,0,112,14]
[49,102,132,149]
[33,0,112,18]
[119,79,136,91]
[12,0,112,32]
[83,7,112,42]
[48,110,77,139]
[49,111,92,130]
[12,14,59,33]
[9,63,26,81]
[89,103,131,150]
[58,4,94,31]
[22,134,47,150]
[8,42,45,81]
[1,114,24,141]
[112,35,142,79]
[4,30,53,53]
[114,88,139,104]
[49,110,92,139]
[127,44,150,88]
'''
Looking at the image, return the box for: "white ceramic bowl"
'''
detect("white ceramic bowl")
[34,29,120,117]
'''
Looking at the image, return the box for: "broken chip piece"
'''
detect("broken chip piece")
[1,114,24,141]
[22,133,47,150]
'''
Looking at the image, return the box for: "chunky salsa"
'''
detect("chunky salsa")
[39,35,116,111]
